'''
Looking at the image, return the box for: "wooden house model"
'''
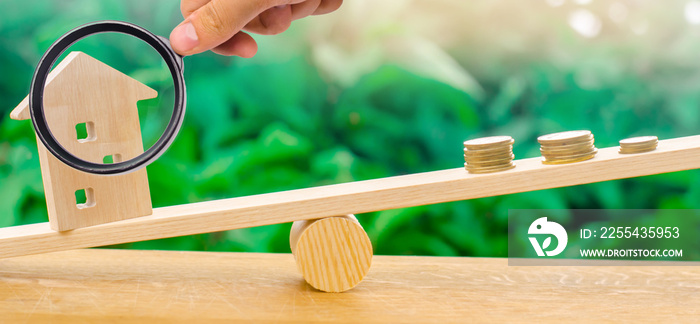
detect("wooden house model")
[9,51,156,231]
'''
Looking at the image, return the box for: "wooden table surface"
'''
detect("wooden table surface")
[1,249,698,323]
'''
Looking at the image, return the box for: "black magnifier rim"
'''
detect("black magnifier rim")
[29,20,185,175]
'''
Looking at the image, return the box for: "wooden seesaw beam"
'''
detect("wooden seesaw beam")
[1,135,699,259]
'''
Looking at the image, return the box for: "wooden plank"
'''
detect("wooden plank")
[1,249,698,322]
[1,135,699,259]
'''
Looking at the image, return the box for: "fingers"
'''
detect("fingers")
[290,0,321,20]
[313,0,342,15]
[245,0,332,35]
[171,0,295,55]
[171,0,342,57]
[212,31,258,57]
[181,0,210,18]
[171,0,249,55]
[244,5,293,35]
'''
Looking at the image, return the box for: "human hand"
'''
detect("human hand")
[169,0,342,57]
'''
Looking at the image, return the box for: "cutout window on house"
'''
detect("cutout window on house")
[75,188,96,209]
[75,122,96,142]
[103,154,123,164]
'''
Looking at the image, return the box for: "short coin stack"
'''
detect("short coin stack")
[463,136,515,174]
[538,130,597,165]
[619,136,658,154]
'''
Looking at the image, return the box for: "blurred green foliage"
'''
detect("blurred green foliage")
[1,0,699,258]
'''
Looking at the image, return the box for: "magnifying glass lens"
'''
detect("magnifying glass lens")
[29,21,186,175]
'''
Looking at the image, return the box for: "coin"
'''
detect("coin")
[547,147,598,159]
[538,130,592,145]
[464,159,513,168]
[463,148,513,158]
[620,146,657,154]
[463,136,514,149]
[620,144,657,150]
[620,141,658,148]
[464,162,516,174]
[619,142,658,149]
[542,148,598,164]
[463,135,514,148]
[540,147,597,157]
[464,152,514,162]
[619,136,658,154]
[542,153,597,165]
[619,136,658,146]
[466,157,515,167]
[539,138,595,151]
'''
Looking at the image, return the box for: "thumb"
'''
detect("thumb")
[170,0,293,56]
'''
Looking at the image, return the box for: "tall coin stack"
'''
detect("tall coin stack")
[463,136,515,174]
[538,130,597,165]
[619,136,658,154]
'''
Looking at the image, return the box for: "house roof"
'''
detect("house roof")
[10,51,157,120]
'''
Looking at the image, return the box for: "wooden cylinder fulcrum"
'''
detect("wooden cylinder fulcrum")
[290,214,373,293]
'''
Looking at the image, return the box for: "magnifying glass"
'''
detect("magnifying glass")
[29,20,186,175]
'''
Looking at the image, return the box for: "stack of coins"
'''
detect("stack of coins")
[463,136,515,174]
[538,130,597,165]
[619,136,658,154]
